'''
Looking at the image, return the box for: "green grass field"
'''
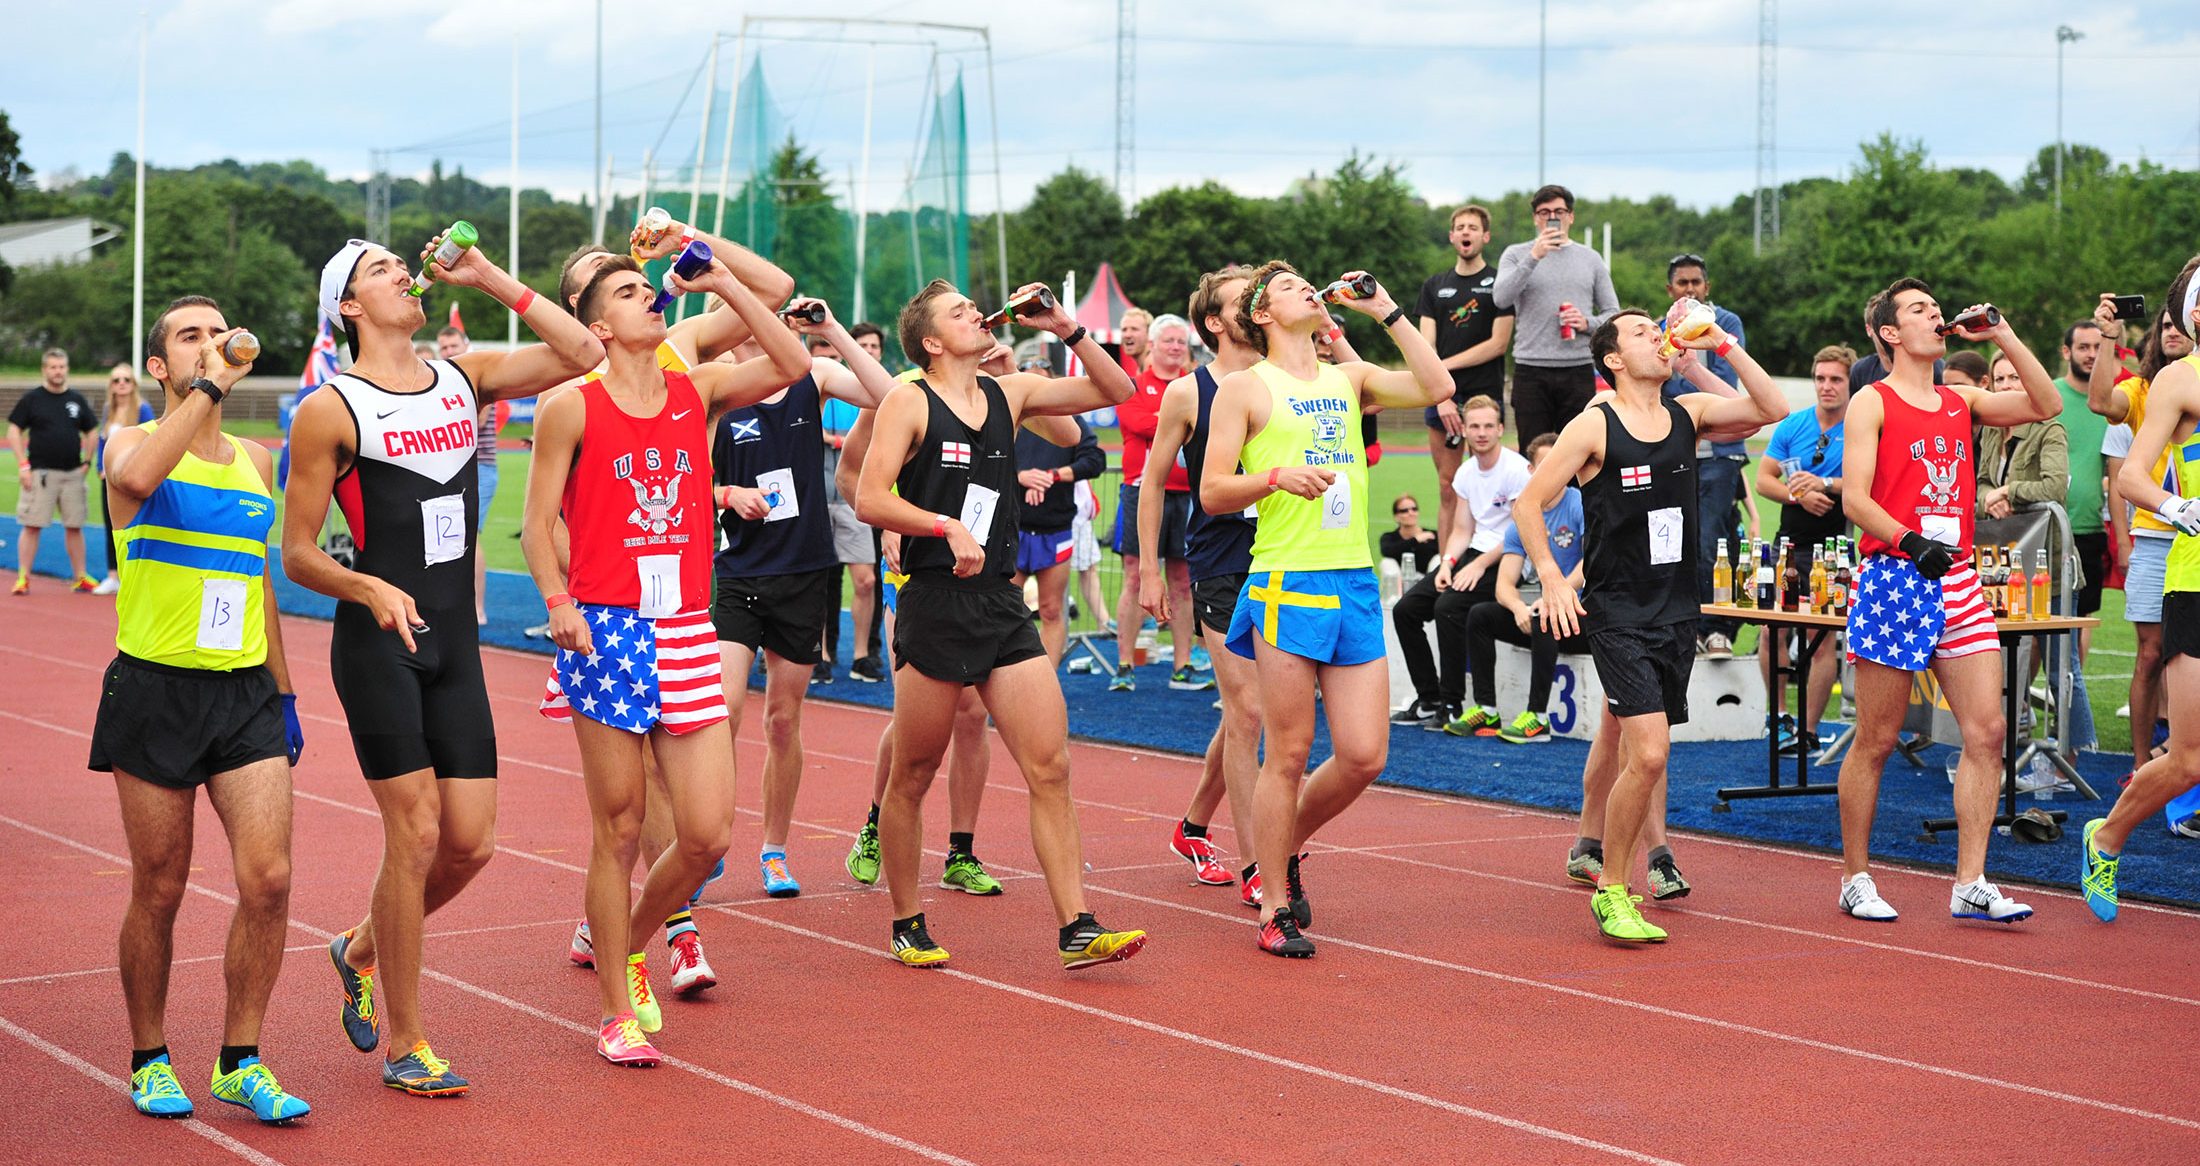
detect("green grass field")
[6,424,2141,757]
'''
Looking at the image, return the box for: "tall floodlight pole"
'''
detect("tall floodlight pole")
[679,36,720,324]
[1537,0,1547,187]
[131,10,147,374]
[2056,24,2083,214]
[1115,0,1135,202]
[1753,0,1778,254]
[509,36,521,345]
[984,31,1010,309]
[854,45,876,324]
[593,0,604,242]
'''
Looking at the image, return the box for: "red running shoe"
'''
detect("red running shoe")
[1241,869,1263,909]
[1257,912,1314,958]
[1169,822,1233,886]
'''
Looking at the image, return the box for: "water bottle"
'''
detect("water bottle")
[646,240,715,315]
[2029,753,2056,801]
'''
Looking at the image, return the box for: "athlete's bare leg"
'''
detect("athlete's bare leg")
[948,688,990,835]
[630,720,735,951]
[756,651,812,851]
[345,769,499,1058]
[975,656,1090,924]
[849,563,878,660]
[1165,558,1196,671]
[1286,658,1389,851]
[1927,648,2008,885]
[1836,659,1918,877]
[880,668,958,920]
[1115,551,1144,670]
[1031,562,1072,664]
[1184,627,1261,848]
[347,778,497,968]
[114,775,197,1050]
[1597,711,1673,892]
[2096,654,2200,852]
[204,758,294,1047]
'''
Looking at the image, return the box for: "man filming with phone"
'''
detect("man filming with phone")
[1493,184,1619,450]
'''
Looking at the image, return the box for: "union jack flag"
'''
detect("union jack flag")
[300,315,342,390]
[1620,464,1651,489]
[942,441,972,466]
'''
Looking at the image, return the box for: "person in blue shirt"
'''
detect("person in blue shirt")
[1660,255,1749,658]
[1459,433,1588,744]
[1753,344,1854,748]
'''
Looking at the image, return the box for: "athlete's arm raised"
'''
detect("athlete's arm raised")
[996,283,1136,418]
[2119,360,2200,532]
[1514,410,1602,639]
[280,389,425,653]
[433,237,606,401]
[1673,322,1787,436]
[1138,377,1198,622]
[1957,312,2060,428]
[796,300,894,410]
[635,220,795,363]
[680,258,812,417]
[1328,274,1450,411]
[2086,294,2133,424]
[1023,413,1081,446]
[105,326,251,503]
[855,384,982,576]
[520,389,593,654]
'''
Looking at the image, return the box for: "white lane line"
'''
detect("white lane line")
[0,919,579,989]
[0,1011,288,1165]
[0,814,972,1165]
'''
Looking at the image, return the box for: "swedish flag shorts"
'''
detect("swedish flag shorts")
[1225,567,1385,666]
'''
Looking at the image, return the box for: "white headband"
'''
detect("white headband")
[2183,276,2200,336]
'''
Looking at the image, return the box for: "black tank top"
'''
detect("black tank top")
[1183,365,1256,583]
[1580,398,1698,631]
[713,376,835,579]
[896,375,1019,588]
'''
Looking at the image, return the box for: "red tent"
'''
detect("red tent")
[1065,262,1139,379]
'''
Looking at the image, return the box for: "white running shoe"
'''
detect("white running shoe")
[1839,872,1899,921]
[568,921,594,967]
[668,930,716,994]
[92,574,119,596]
[1950,878,2033,923]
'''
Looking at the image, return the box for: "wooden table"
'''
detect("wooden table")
[1700,604,1849,806]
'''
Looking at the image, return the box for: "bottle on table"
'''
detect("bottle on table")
[1755,541,1776,610]
[2008,549,2030,620]
[1713,538,1733,605]
[1780,540,1801,612]
[2032,548,2050,619]
[1809,545,1830,614]
[1735,540,1757,609]
[1832,538,1853,617]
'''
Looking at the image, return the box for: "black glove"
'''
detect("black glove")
[1897,530,1954,580]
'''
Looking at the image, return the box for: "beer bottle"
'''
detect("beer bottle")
[982,286,1058,330]
[1780,541,1801,612]
[406,221,479,297]
[1832,538,1853,617]
[1755,541,1776,610]
[1712,538,1733,605]
[2008,550,2030,620]
[1810,545,1829,614]
[221,331,261,366]
[2032,548,2051,619]
[1735,540,1756,610]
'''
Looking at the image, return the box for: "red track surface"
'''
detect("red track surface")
[4,588,2198,1164]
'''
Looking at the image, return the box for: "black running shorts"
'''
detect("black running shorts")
[89,655,286,789]
[2163,593,2200,663]
[1193,572,1247,638]
[1588,622,1697,723]
[711,566,835,665]
[892,575,1046,685]
[329,602,498,781]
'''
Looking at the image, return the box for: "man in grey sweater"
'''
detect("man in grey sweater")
[1491,184,1621,449]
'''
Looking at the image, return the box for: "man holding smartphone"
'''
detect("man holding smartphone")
[1416,205,1514,542]
[1493,185,1620,450]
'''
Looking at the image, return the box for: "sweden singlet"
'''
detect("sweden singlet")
[560,372,714,616]
[1183,365,1257,583]
[1238,359,1370,573]
[895,375,1020,587]
[1860,380,1973,560]
[327,359,480,610]
[713,375,835,579]
[1580,398,1698,632]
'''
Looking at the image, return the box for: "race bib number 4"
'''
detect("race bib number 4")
[197,578,248,652]
[636,554,681,619]
[1320,474,1353,531]
[755,468,800,523]
[1647,506,1685,566]
[960,484,1001,547]
[421,493,468,567]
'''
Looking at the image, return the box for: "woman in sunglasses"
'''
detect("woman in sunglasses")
[1752,344,1857,753]
[90,364,157,595]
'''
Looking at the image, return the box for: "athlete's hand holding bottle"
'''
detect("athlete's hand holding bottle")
[1006,281,1077,337]
[192,328,257,395]
[1322,271,1403,326]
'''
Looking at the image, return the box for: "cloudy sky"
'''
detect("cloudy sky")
[10,0,2198,217]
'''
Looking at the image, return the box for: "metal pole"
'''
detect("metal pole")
[712,20,747,245]
[509,36,521,346]
[2056,25,2083,214]
[984,32,1010,312]
[854,44,876,324]
[1537,0,1546,187]
[131,10,146,374]
[679,36,720,323]
[596,153,615,244]
[593,0,603,242]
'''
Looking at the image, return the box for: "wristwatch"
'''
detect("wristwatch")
[189,377,226,404]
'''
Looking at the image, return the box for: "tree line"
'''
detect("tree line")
[3,103,2196,378]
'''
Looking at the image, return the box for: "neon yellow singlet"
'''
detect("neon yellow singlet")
[1238,360,1370,573]
[114,425,273,669]
[2121,372,2178,536]
[2166,355,2200,594]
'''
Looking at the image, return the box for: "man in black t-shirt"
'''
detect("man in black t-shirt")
[10,347,100,594]
[1416,204,1515,543]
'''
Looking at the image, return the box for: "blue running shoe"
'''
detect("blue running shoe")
[130,1055,193,1118]
[382,1041,469,1097]
[1189,644,1213,673]
[328,929,378,1053]
[760,851,801,898]
[2081,818,2120,922]
[689,856,725,907]
[210,1057,310,1124]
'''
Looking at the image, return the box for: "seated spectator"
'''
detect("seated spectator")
[1382,494,1440,576]
[1459,433,1587,743]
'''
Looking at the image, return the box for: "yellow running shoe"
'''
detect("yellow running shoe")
[890,914,951,967]
[626,952,662,1033]
[1059,915,1148,970]
[1591,884,1667,944]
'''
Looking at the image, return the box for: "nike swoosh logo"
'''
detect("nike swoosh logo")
[1945,409,1962,417]
[671,410,692,420]
[376,407,401,419]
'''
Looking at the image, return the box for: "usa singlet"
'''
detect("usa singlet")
[561,372,715,615]
[1861,380,1974,561]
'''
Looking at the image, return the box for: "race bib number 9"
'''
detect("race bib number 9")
[197,578,248,652]
[421,493,467,566]
[1647,506,1685,566]
[961,484,1001,547]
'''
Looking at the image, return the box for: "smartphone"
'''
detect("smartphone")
[2111,294,2147,321]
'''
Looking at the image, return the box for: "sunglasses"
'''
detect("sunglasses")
[1810,433,1830,468]
[110,377,135,385]
[1394,505,1418,515]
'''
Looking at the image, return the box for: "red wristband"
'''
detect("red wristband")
[544,592,573,611]
[932,514,949,537]
[512,287,537,315]
[1714,338,1735,358]
[1267,467,1281,489]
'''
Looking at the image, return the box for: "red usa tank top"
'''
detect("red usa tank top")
[560,372,714,615]
[1860,380,1973,560]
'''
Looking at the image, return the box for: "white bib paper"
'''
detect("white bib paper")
[636,553,681,620]
[197,578,247,652]
[960,484,1001,547]
[755,468,800,523]
[1919,514,1960,548]
[1319,474,1353,531]
[421,493,468,567]
[1647,506,1685,566]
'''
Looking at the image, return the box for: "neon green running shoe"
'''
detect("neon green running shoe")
[209,1057,310,1124]
[1497,711,1552,744]
[626,953,661,1034]
[1443,706,1502,737]
[2081,818,2120,922]
[846,820,881,886]
[130,1055,192,1118]
[1591,883,1668,944]
[940,852,1003,896]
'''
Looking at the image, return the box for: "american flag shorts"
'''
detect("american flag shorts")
[1845,554,1997,672]
[540,605,727,734]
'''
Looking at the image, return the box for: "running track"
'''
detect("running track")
[2,589,2195,1164]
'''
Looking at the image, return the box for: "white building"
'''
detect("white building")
[0,217,121,269]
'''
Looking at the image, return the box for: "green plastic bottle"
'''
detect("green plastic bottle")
[407,221,479,296]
